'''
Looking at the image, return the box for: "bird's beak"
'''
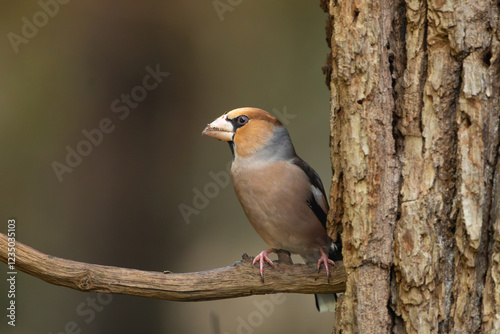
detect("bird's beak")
[202,114,234,141]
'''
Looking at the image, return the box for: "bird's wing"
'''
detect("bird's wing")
[291,156,329,229]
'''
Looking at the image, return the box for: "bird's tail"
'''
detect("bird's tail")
[315,293,337,312]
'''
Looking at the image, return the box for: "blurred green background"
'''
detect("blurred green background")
[0,1,333,333]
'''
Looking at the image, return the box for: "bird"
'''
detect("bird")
[202,107,340,312]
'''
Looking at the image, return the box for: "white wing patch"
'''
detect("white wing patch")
[311,184,328,214]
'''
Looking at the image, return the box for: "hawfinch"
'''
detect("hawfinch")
[202,107,339,312]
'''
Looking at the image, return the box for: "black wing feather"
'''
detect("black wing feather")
[291,155,329,229]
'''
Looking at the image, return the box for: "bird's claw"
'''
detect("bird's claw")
[317,248,335,282]
[253,249,275,282]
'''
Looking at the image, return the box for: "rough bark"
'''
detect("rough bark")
[323,0,400,332]
[321,0,500,333]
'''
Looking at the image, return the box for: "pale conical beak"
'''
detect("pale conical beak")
[202,114,234,141]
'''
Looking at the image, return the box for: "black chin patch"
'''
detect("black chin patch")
[228,141,235,161]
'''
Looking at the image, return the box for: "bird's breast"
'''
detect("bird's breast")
[230,159,328,256]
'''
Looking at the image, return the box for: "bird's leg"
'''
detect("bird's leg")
[317,248,335,281]
[253,248,275,282]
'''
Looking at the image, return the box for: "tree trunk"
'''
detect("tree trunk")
[321,0,500,333]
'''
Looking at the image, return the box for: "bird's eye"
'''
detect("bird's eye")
[237,115,249,125]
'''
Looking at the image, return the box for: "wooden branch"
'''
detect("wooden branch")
[0,233,346,301]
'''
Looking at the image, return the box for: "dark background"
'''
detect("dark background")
[0,1,333,333]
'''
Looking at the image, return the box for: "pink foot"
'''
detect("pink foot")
[253,249,275,281]
[317,248,335,281]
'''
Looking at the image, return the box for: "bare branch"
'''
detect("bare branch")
[0,233,346,301]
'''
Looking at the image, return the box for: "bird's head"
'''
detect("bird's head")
[202,107,293,159]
